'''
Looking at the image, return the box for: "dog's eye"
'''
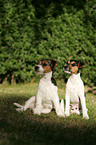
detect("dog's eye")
[43,63,47,66]
[72,63,76,67]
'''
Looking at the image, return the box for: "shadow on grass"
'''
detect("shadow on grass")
[0,96,96,145]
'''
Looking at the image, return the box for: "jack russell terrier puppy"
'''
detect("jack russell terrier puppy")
[14,59,64,117]
[63,60,89,119]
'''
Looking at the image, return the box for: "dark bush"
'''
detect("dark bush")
[0,0,96,86]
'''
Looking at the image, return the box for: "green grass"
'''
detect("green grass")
[0,80,96,145]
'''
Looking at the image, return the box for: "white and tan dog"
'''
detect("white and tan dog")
[63,60,89,119]
[14,59,64,117]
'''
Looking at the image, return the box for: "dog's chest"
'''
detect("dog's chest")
[38,77,57,99]
[67,74,83,90]
[66,74,84,103]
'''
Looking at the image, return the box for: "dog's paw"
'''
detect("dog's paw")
[57,111,65,117]
[83,115,89,120]
[65,111,70,117]
[33,108,41,115]
[16,108,24,112]
[60,99,64,114]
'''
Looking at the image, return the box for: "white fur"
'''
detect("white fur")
[14,71,64,117]
[65,73,89,119]
[35,65,44,74]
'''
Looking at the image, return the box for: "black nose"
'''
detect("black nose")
[64,65,68,69]
[35,66,39,71]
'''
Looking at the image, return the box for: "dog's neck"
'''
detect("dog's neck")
[70,73,80,80]
[68,73,81,84]
[42,71,52,80]
[71,73,80,77]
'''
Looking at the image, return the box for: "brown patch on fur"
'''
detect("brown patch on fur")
[68,61,78,74]
[70,66,78,74]
[41,60,51,73]
[71,61,75,64]
[38,59,57,73]
[42,60,49,65]
[66,60,85,74]
[43,66,51,73]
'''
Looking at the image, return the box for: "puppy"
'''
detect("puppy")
[14,59,64,117]
[63,60,89,119]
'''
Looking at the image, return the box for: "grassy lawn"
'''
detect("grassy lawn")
[0,80,96,145]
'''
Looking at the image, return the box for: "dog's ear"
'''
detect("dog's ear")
[78,60,85,68]
[50,59,58,70]
[38,59,42,63]
[38,58,44,64]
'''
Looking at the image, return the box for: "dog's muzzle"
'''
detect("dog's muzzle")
[63,66,71,74]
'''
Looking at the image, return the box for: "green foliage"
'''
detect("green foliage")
[0,0,96,85]
[1,0,36,83]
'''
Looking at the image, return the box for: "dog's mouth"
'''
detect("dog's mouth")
[63,67,72,74]
[35,70,44,75]
[35,65,44,74]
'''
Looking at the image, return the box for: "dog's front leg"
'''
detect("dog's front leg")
[33,92,42,115]
[52,96,64,117]
[80,95,89,119]
[65,92,70,117]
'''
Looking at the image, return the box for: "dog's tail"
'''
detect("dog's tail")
[13,103,24,112]
[13,103,23,108]
[60,99,64,114]
[13,96,35,112]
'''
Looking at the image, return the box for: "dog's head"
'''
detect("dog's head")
[63,60,85,74]
[35,59,57,74]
